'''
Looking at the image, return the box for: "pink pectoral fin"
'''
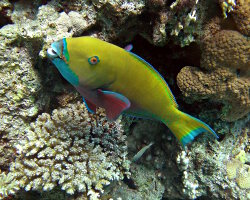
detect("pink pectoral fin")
[82,97,97,114]
[98,89,131,120]
[86,98,97,113]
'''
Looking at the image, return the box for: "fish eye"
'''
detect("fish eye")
[88,56,100,65]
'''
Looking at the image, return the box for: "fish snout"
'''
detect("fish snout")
[47,48,59,60]
[47,39,64,60]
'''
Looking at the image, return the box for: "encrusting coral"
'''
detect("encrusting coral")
[175,125,249,199]
[201,30,249,73]
[226,150,250,189]
[232,0,250,36]
[177,66,249,121]
[177,7,250,121]
[7,102,130,199]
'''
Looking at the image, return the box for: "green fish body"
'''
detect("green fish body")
[47,36,218,146]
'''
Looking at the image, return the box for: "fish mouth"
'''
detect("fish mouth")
[47,48,59,60]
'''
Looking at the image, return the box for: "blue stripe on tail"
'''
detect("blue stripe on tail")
[184,112,219,138]
[181,128,207,146]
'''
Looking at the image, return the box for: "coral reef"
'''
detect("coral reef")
[119,115,249,200]
[167,0,202,47]
[0,0,145,182]
[0,0,249,199]
[0,171,19,199]
[201,30,249,73]
[232,0,250,36]
[8,102,129,199]
[105,164,165,200]
[177,8,250,121]
[227,150,250,189]
[175,125,249,199]
[177,66,249,121]
[220,0,236,18]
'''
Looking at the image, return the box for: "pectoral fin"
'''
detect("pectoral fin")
[98,89,131,120]
[82,97,96,114]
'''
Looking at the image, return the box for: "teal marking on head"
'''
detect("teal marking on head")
[62,38,69,62]
[52,58,79,86]
[51,40,63,57]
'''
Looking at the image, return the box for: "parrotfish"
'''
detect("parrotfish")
[47,36,218,146]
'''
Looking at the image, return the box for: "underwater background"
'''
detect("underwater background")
[0,0,249,199]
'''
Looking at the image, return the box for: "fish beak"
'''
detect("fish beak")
[47,48,59,60]
[47,39,64,60]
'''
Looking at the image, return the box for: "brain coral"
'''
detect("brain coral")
[177,14,250,121]
[177,66,249,121]
[232,0,250,36]
[201,30,249,73]
[9,102,130,199]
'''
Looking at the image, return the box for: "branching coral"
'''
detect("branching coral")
[0,171,19,199]
[166,0,201,46]
[8,102,130,199]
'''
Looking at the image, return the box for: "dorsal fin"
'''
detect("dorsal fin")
[124,44,133,51]
[129,52,178,108]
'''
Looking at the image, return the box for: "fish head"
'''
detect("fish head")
[47,38,79,86]
[47,39,68,62]
[47,37,117,89]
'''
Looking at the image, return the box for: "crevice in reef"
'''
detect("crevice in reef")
[80,23,103,37]
[129,35,200,102]
[0,7,13,28]
[123,175,137,190]
[128,35,223,123]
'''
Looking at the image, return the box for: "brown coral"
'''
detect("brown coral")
[201,30,249,74]
[177,8,250,122]
[232,0,250,36]
[177,66,250,121]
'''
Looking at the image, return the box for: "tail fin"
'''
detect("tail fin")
[165,110,218,147]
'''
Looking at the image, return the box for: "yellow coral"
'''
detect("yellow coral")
[226,150,250,189]
[236,165,250,189]
[0,171,19,199]
[226,159,242,179]
[235,150,247,163]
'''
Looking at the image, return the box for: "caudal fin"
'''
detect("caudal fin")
[166,110,218,146]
